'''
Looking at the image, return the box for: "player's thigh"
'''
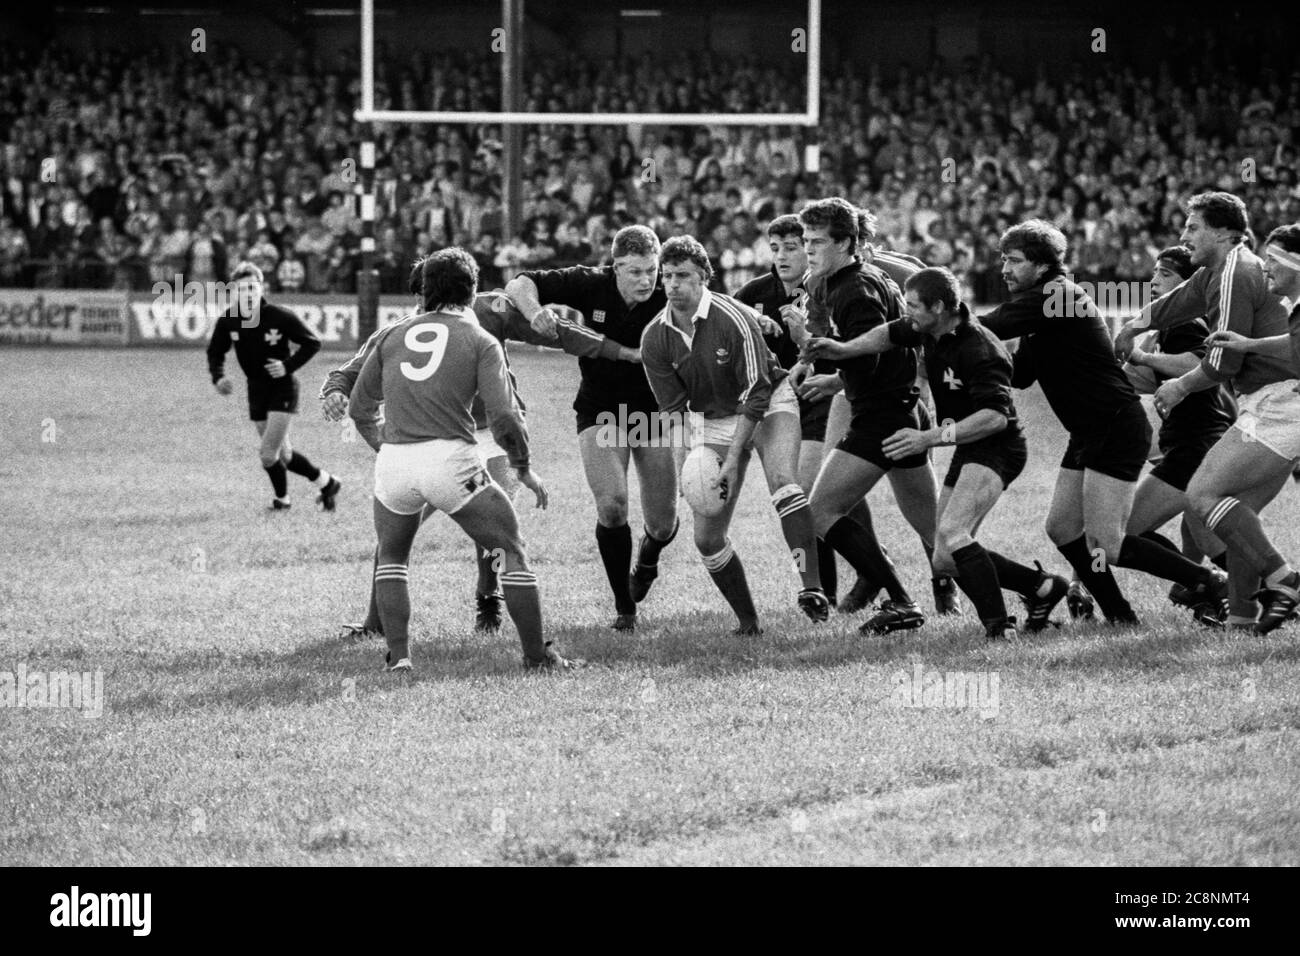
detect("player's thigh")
[809,449,885,532]
[886,462,939,537]
[1126,474,1187,536]
[485,454,517,495]
[578,426,632,515]
[1044,467,1086,544]
[372,497,423,565]
[629,440,679,527]
[1186,427,1288,512]
[823,393,851,451]
[448,484,526,560]
[797,439,825,492]
[752,410,803,492]
[1081,469,1137,556]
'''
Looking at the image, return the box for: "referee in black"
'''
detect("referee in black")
[505,225,679,631]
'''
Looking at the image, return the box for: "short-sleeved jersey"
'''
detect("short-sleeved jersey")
[518,264,666,411]
[641,289,784,422]
[815,256,920,415]
[348,308,529,468]
[980,268,1139,438]
[1139,245,1294,395]
[207,300,320,384]
[886,308,1019,437]
[1145,318,1238,450]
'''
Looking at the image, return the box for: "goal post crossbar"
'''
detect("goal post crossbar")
[355,0,821,128]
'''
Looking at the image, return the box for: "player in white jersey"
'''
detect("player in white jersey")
[347,248,581,672]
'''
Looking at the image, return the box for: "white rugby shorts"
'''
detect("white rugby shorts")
[1231,379,1300,461]
[373,438,493,515]
[689,377,800,448]
[474,427,508,463]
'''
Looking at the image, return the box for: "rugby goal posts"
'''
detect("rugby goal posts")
[351,0,822,338]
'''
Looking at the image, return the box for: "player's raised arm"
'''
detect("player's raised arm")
[503,273,555,336]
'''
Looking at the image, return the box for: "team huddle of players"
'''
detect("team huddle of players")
[209,187,1300,671]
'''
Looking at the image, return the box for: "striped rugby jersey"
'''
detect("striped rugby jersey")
[640,288,785,422]
[1138,244,1294,396]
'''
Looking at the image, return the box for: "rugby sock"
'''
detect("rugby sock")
[500,569,545,660]
[285,451,323,485]
[844,499,882,593]
[922,540,956,602]
[951,542,1009,623]
[1179,515,1208,562]
[1204,497,1284,579]
[702,541,759,630]
[263,462,288,499]
[771,484,821,590]
[986,550,1044,597]
[1057,536,1134,622]
[816,537,838,602]
[476,544,500,596]
[1140,529,1181,555]
[363,545,383,633]
[1227,549,1259,621]
[825,516,910,604]
[374,561,410,662]
[1117,534,1212,588]
[595,522,635,614]
[1264,565,1298,590]
[635,518,679,572]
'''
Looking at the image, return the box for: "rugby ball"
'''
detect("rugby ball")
[681,446,728,517]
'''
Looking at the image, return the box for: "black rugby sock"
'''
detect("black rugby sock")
[595,522,635,614]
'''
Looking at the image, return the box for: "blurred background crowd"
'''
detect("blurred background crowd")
[1,29,1297,303]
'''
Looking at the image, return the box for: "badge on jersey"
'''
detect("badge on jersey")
[943,368,964,389]
[265,329,282,345]
[715,348,729,365]
[591,310,606,324]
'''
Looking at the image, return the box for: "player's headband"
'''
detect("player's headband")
[1265,245,1300,272]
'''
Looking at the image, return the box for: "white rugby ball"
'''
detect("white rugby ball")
[681,446,728,517]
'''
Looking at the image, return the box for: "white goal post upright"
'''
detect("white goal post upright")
[353,0,821,336]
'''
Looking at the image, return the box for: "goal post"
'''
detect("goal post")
[352,0,822,338]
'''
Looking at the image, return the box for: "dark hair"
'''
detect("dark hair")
[856,207,878,244]
[1186,192,1249,235]
[799,197,859,248]
[417,247,478,311]
[998,218,1067,271]
[1263,223,1300,255]
[905,267,962,313]
[767,214,803,241]
[659,235,714,282]
[611,224,660,259]
[1155,245,1196,280]
[230,261,263,283]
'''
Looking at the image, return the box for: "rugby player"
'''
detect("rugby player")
[808,267,1067,639]
[207,261,341,511]
[794,197,931,634]
[505,225,678,631]
[1117,203,1300,632]
[1120,245,1237,622]
[641,235,830,633]
[984,219,1227,625]
[323,260,637,637]
[347,247,579,671]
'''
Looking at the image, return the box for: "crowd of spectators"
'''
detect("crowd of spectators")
[1,34,1297,304]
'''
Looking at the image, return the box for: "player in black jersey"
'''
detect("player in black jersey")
[981,221,1227,625]
[810,267,1069,640]
[206,262,341,511]
[734,215,842,603]
[505,226,679,631]
[1121,246,1237,622]
[795,198,932,635]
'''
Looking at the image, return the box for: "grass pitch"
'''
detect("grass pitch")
[2,346,1298,866]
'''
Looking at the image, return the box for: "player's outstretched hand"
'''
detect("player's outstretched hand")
[265,359,286,379]
[882,427,930,461]
[754,313,782,337]
[214,377,234,396]
[321,390,348,421]
[804,336,846,361]
[798,373,844,402]
[530,307,560,339]
[714,457,741,503]
[1205,329,1251,353]
[779,303,809,344]
[516,468,549,510]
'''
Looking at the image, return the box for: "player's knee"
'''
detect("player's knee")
[1044,514,1075,546]
[259,450,280,469]
[694,528,725,557]
[937,523,972,558]
[1184,481,1219,523]
[596,496,629,527]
